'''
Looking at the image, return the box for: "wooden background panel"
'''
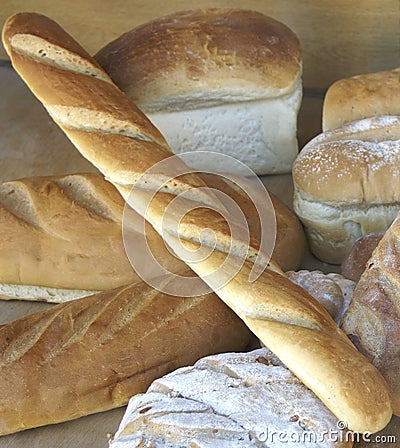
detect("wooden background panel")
[1,0,399,90]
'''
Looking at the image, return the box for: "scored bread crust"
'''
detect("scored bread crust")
[0,270,251,435]
[0,172,305,300]
[111,348,352,448]
[94,8,302,110]
[323,68,400,131]
[2,12,393,433]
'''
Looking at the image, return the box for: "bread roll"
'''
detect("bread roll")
[292,115,400,264]
[110,348,352,448]
[286,270,355,324]
[0,270,251,435]
[0,172,305,302]
[95,9,303,175]
[340,232,384,282]
[342,213,400,415]
[3,13,392,433]
[323,68,400,131]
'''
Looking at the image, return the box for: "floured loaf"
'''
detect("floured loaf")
[110,348,352,448]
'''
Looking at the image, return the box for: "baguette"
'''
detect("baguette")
[0,270,251,435]
[0,172,305,302]
[2,12,392,432]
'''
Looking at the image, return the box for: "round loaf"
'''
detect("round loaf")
[286,270,355,324]
[95,9,303,175]
[110,348,352,448]
[292,116,400,264]
[323,68,400,131]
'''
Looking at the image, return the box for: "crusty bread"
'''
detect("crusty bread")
[95,9,303,175]
[0,172,305,302]
[111,348,352,448]
[323,68,400,131]
[292,116,400,264]
[340,232,384,282]
[342,213,400,415]
[286,270,355,324]
[3,12,392,433]
[0,269,251,435]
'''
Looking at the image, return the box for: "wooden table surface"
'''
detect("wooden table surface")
[0,56,399,446]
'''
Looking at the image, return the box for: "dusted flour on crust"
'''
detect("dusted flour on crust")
[110,348,352,448]
[286,270,355,324]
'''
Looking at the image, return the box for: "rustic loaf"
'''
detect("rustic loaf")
[111,348,352,448]
[3,12,392,432]
[0,269,251,435]
[95,9,303,175]
[292,115,400,264]
[342,213,400,415]
[340,232,385,282]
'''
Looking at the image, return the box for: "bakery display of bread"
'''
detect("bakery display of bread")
[342,213,400,416]
[292,115,400,264]
[286,270,355,324]
[322,68,400,131]
[0,269,251,435]
[3,12,393,434]
[0,5,399,446]
[110,348,352,448]
[94,9,303,175]
[340,232,385,282]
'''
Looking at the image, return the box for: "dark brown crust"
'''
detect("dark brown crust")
[340,232,385,282]
[95,9,302,105]
[342,215,400,414]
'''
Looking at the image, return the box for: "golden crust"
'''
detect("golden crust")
[323,68,400,131]
[95,9,302,109]
[292,116,400,203]
[3,12,393,433]
[0,272,251,434]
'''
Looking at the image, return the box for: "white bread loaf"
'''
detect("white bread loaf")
[111,348,352,448]
[95,9,303,175]
[0,270,251,435]
[322,68,400,131]
[0,172,305,302]
[292,115,400,264]
[3,13,392,433]
[342,213,400,415]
